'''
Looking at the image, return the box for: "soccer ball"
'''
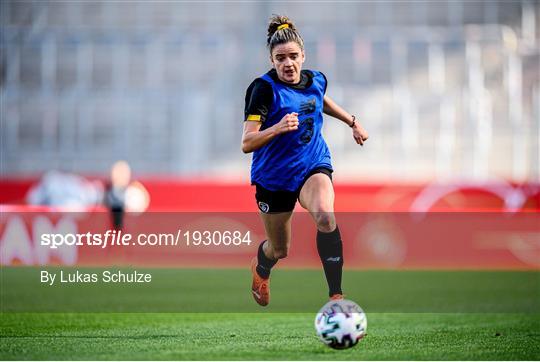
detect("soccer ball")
[314,299,367,349]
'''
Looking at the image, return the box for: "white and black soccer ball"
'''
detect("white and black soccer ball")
[314,299,367,349]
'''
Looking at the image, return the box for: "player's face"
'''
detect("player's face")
[270,42,305,84]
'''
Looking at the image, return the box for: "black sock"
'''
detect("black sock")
[317,225,343,297]
[256,240,277,279]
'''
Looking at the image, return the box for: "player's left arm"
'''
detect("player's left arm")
[323,95,369,146]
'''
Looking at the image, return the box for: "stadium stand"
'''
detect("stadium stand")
[1,1,539,182]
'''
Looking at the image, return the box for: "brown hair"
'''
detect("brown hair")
[267,14,304,54]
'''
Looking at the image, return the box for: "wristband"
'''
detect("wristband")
[349,115,356,128]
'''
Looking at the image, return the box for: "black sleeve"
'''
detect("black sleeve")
[320,71,328,94]
[244,78,273,123]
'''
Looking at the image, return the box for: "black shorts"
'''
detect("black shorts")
[255,168,333,213]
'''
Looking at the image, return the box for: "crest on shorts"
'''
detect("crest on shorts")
[258,202,270,213]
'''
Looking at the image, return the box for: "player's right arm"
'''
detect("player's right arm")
[241,78,298,154]
[241,113,299,153]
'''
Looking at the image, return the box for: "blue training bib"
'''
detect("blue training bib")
[251,70,332,192]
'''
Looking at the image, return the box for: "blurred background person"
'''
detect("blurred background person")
[26,170,103,209]
[105,160,150,229]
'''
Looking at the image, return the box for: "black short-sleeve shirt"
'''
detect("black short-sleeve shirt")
[244,69,327,123]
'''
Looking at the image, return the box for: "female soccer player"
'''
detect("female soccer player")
[242,15,369,306]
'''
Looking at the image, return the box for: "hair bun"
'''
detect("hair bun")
[267,14,296,46]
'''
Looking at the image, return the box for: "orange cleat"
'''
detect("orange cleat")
[251,257,270,306]
[330,293,344,301]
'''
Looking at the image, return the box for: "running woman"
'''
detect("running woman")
[242,15,369,306]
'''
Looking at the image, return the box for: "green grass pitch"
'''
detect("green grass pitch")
[1,267,539,360]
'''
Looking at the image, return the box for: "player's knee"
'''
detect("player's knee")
[315,212,336,233]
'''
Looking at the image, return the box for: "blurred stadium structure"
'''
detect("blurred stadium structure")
[1,1,539,182]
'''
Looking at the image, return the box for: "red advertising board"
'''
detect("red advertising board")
[1,207,538,270]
